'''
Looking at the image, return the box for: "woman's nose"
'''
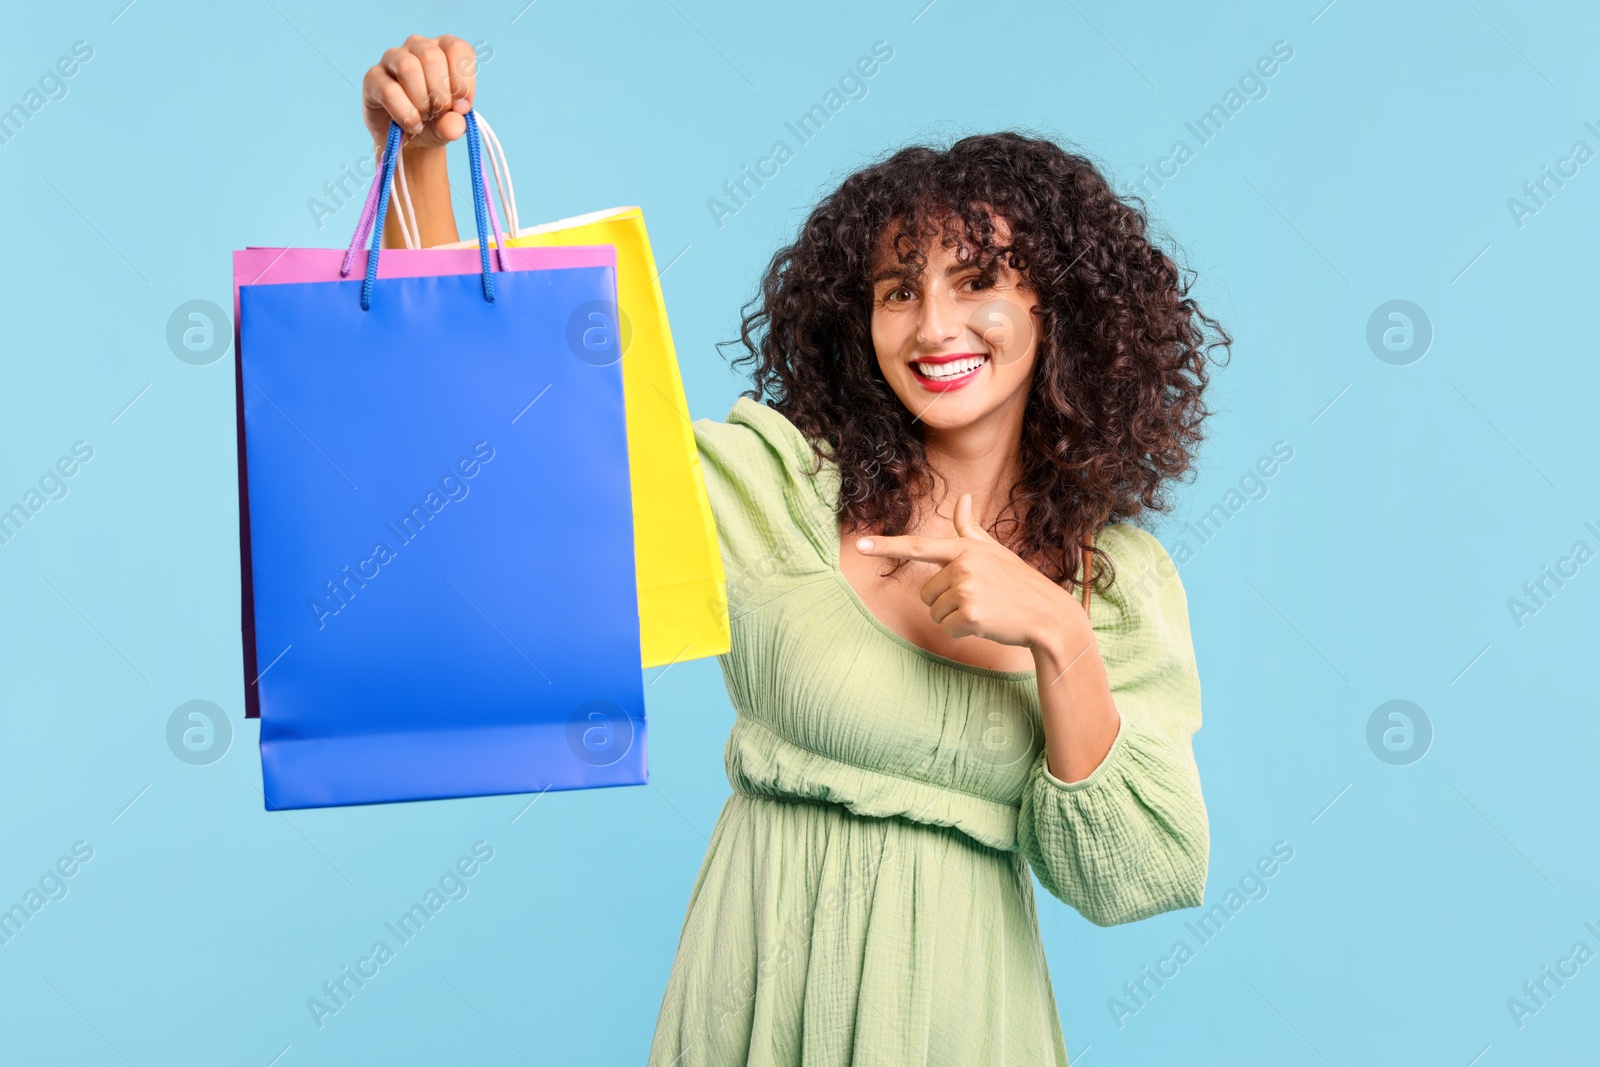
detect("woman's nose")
[916,286,961,348]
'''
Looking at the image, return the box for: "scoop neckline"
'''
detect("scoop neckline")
[742,397,1039,683]
[828,529,1040,683]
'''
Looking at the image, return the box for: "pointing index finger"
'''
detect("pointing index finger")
[854,534,964,565]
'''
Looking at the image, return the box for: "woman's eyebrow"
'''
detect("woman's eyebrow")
[870,259,987,285]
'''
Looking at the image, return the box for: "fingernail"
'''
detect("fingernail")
[856,538,873,552]
[409,121,424,135]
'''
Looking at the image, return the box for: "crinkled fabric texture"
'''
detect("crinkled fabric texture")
[648,397,1209,1066]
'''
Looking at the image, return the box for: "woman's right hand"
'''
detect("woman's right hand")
[359,34,475,247]
[361,34,478,150]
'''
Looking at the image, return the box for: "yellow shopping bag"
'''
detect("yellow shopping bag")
[441,204,728,667]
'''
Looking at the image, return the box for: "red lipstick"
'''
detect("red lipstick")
[909,353,988,392]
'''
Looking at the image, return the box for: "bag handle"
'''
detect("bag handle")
[389,112,515,257]
[387,110,519,249]
[477,113,519,233]
[340,110,503,309]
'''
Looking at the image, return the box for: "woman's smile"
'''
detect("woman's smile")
[909,351,989,390]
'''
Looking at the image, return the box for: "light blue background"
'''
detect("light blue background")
[2,1,1596,1064]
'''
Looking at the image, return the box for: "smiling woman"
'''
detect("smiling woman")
[356,35,1233,1065]
[870,213,1040,408]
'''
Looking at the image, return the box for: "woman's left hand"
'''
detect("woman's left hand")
[854,493,1084,650]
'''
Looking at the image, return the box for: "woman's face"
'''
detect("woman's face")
[869,215,1041,432]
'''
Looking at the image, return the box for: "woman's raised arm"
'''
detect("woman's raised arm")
[359,34,477,249]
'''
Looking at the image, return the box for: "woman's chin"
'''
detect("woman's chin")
[891,368,1026,430]
[897,390,991,432]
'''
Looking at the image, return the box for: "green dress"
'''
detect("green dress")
[648,397,1209,1066]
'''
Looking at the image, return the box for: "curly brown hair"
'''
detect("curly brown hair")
[724,130,1232,598]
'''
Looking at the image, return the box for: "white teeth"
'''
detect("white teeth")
[913,355,987,380]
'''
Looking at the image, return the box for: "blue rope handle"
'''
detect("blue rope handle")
[465,110,495,304]
[360,122,401,311]
[360,113,496,311]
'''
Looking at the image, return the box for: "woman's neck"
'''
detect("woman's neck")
[918,412,1026,535]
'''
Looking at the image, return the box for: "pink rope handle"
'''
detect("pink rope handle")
[340,143,389,277]
[481,162,506,270]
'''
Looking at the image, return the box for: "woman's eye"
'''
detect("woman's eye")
[961,275,992,292]
[884,287,913,303]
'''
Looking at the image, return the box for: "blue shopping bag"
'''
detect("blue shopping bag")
[237,114,645,810]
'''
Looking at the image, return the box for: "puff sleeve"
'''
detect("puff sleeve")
[691,398,838,624]
[692,412,782,623]
[1015,524,1210,927]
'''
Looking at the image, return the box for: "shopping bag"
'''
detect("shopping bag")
[235,113,646,809]
[231,122,629,720]
[427,115,728,670]
[236,137,728,675]
[231,246,623,725]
